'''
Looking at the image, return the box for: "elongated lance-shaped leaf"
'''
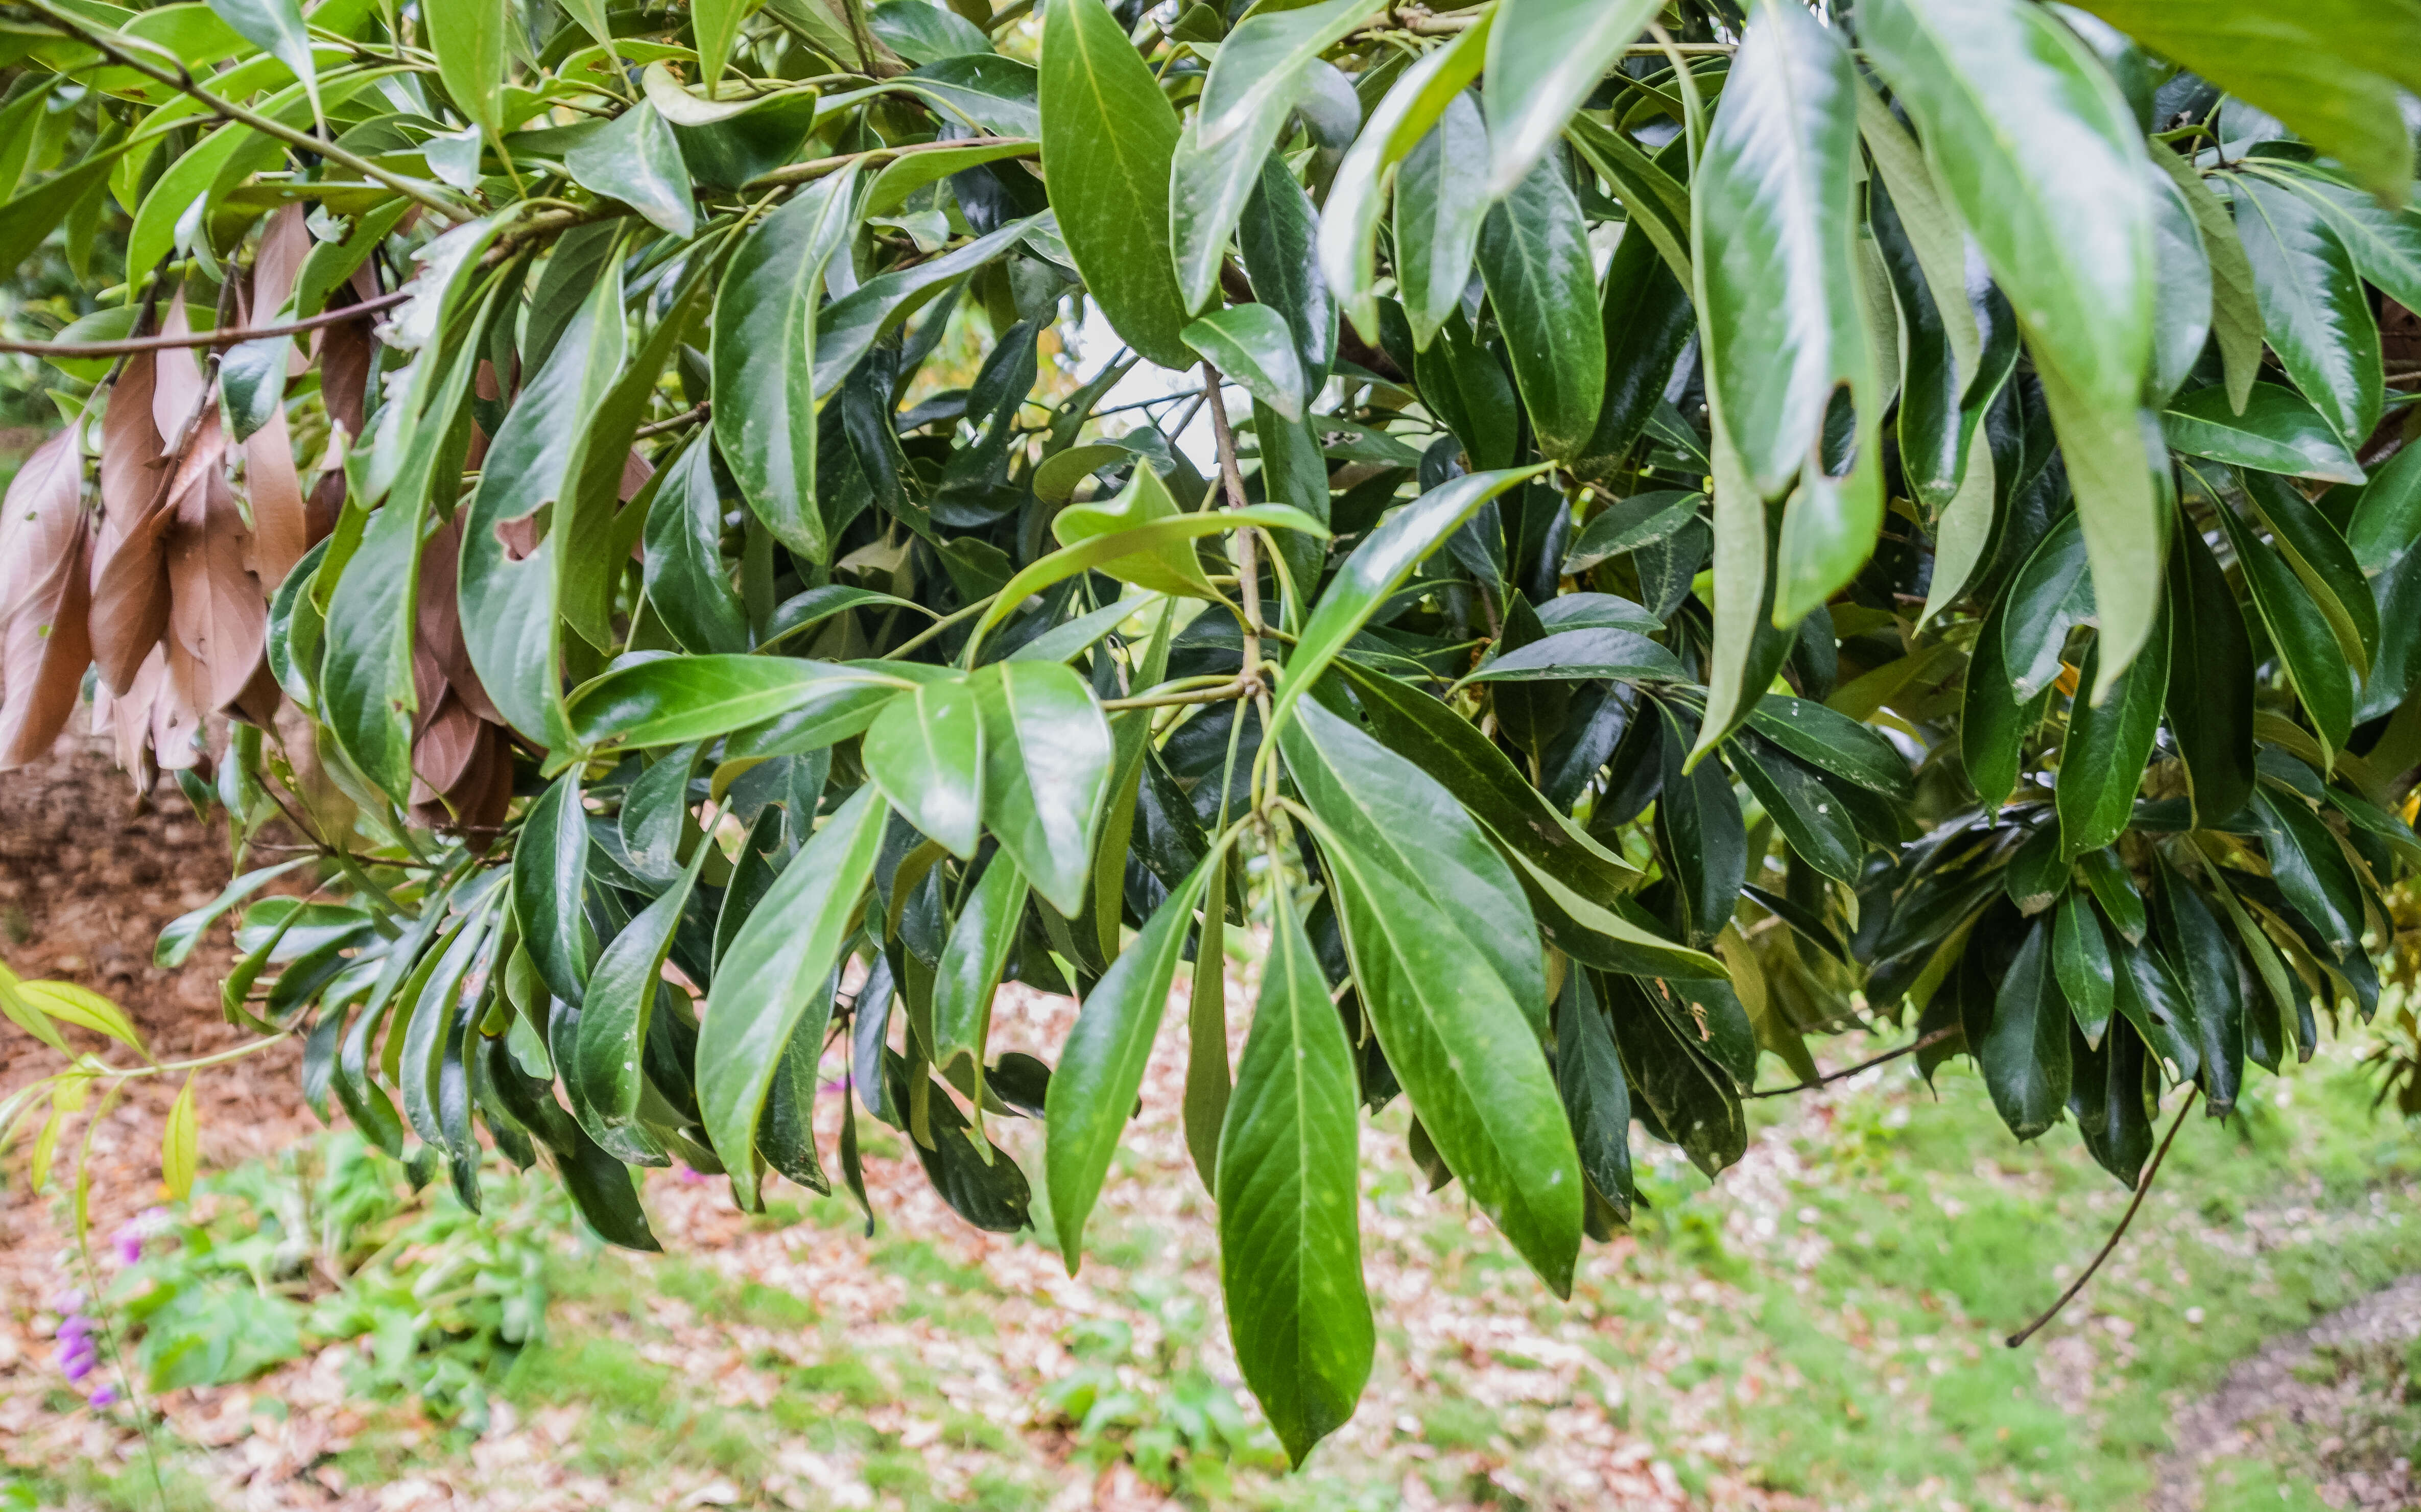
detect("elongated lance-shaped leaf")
[1393,91,1490,352]
[644,440,749,655]
[1281,697,1548,1037]
[814,212,1044,395]
[575,833,713,1137]
[1312,811,1584,1296]
[1047,841,1225,1269]
[458,250,629,751]
[2163,518,2257,828]
[1480,153,1605,463]
[424,0,507,138]
[1482,0,1660,199]
[1040,0,1192,365]
[1217,878,1372,1468]
[571,656,916,749]
[713,167,859,562]
[1240,154,1338,394]
[514,772,597,1006]
[1316,11,1494,339]
[932,853,1026,1111]
[1170,0,1385,312]
[1183,304,1308,422]
[2232,173,2382,452]
[1861,0,2161,691]
[700,785,889,1210]
[207,0,320,125]
[2206,470,2356,762]
[1272,466,1547,730]
[1976,919,2071,1140]
[975,660,1116,922]
[2057,620,2170,858]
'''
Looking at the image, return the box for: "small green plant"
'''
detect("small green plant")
[1039,1297,1285,1498]
[99,1132,569,1432]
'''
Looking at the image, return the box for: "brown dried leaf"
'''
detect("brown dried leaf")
[0,429,95,770]
[154,636,204,772]
[413,514,503,726]
[97,641,167,783]
[164,444,267,716]
[98,349,162,529]
[150,293,209,442]
[91,407,226,692]
[244,406,310,590]
[409,690,481,801]
[252,205,312,377]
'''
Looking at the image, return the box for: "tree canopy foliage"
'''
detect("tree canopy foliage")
[2,0,2420,1465]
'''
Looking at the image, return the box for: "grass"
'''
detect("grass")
[13,1036,2421,1510]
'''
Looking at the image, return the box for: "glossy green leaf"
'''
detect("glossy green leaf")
[1603,974,1747,1179]
[1977,920,2071,1140]
[2150,148,2265,415]
[1239,154,1337,395]
[2209,479,2357,759]
[2241,467,2379,675]
[700,784,888,1210]
[1047,845,1222,1267]
[864,674,986,859]
[1554,969,1632,1219]
[2347,440,2421,575]
[816,214,1043,396]
[644,442,749,656]
[1217,885,1372,1467]
[566,103,696,237]
[1393,90,1489,351]
[932,853,1025,1104]
[2073,0,2421,205]
[2233,174,2382,450]
[712,168,859,562]
[1564,115,1693,289]
[1169,0,1384,313]
[1315,813,1583,1297]
[1693,0,1870,503]
[1729,732,1862,885]
[1571,224,1695,482]
[1282,698,1548,1036]
[2000,511,2097,703]
[1482,0,1659,198]
[570,656,914,748]
[1862,0,2161,687]
[576,836,711,1135]
[206,0,318,124]
[1040,0,1192,365]
[2053,890,2117,1047]
[2161,383,2366,484]
[1316,13,1493,338]
[1561,491,1701,573]
[976,498,1325,650]
[2057,621,2169,859]
[974,659,1115,917]
[426,0,507,138]
[1272,466,1547,728]
[1465,628,1687,687]
[2152,857,2244,1115]
[1183,304,1307,422]
[2164,518,2258,827]
[2144,160,2215,407]
[1478,153,1605,463]
[692,0,764,98]
[1656,706,1748,948]
[2249,787,2366,955]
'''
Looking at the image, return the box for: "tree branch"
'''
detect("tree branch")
[2006,1087,2200,1348]
[0,289,409,357]
[1746,1025,1961,1098]
[22,0,477,223]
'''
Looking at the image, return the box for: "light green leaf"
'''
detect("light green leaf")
[570,656,915,748]
[1862,0,2161,688]
[2161,382,2366,483]
[864,674,986,859]
[162,1074,199,1199]
[205,0,318,125]
[701,784,888,1210]
[514,771,598,1007]
[576,837,712,1134]
[425,0,508,138]
[1316,11,1493,339]
[933,853,1026,1105]
[1170,0,1385,313]
[693,0,767,99]
[1217,886,1372,1467]
[1183,304,1307,422]
[1392,90,1489,351]
[974,659,1115,918]
[1315,812,1583,1297]
[1047,845,1223,1268]
[566,103,696,237]
[1482,0,1661,199]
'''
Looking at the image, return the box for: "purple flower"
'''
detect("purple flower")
[57,1314,92,1341]
[111,1232,143,1266]
[674,1164,710,1185]
[89,1386,118,1408]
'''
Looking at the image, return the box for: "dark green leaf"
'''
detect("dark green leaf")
[1976,919,2071,1140]
[2057,621,2170,859]
[2161,383,2365,484]
[570,656,914,749]
[1393,90,1489,351]
[2233,174,2382,450]
[1478,153,1606,463]
[2164,518,2258,827]
[1465,627,1688,686]
[2053,889,2117,1047]
[932,853,1026,1099]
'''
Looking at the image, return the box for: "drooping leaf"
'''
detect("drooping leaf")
[1481,0,1661,198]
[2232,174,2383,451]
[974,659,1115,918]
[863,674,986,859]
[1478,153,1606,463]
[1040,0,1193,366]
[1217,886,1372,1467]
[700,785,889,1210]
[2057,621,2170,860]
[2163,518,2257,827]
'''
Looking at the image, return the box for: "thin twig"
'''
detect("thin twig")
[2006,1087,2200,1348]
[1746,1025,1961,1098]
[0,289,409,357]
[1199,364,1264,688]
[743,134,1033,191]
[635,401,711,440]
[22,0,475,222]
[1101,678,1251,712]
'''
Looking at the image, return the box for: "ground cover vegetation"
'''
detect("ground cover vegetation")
[1,0,2419,1472]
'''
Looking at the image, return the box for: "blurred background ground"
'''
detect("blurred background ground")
[7,735,2421,1512]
